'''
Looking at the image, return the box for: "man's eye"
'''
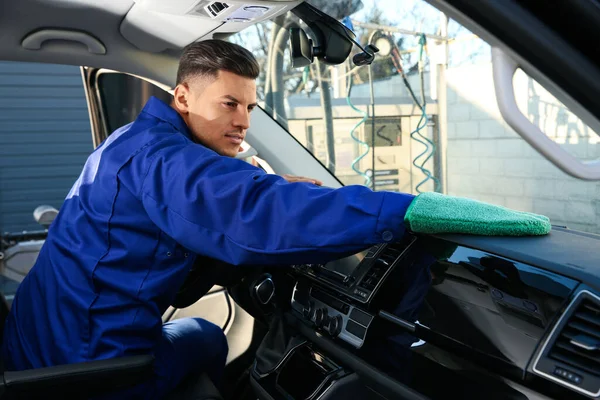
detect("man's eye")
[225,102,237,108]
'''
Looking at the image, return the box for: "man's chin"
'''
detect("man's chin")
[219,148,239,158]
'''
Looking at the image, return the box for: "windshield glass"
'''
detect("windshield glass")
[229,0,600,235]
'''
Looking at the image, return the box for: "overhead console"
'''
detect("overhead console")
[121,0,301,52]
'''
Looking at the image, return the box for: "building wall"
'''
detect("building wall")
[445,63,600,233]
[287,61,600,234]
[0,62,93,233]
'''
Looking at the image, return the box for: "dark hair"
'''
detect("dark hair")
[176,39,260,85]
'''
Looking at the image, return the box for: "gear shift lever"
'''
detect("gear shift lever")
[250,273,307,377]
[253,275,275,305]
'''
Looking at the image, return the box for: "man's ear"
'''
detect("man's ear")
[172,83,190,114]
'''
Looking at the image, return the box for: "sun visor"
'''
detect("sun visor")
[122,0,301,52]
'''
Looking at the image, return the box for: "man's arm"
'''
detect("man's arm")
[138,141,415,265]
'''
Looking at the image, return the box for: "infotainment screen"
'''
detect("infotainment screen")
[322,249,368,277]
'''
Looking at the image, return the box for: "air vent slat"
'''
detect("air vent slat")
[583,302,600,314]
[561,329,577,340]
[357,245,403,292]
[554,340,600,366]
[575,310,600,327]
[567,320,600,340]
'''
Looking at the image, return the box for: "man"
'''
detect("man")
[1,39,416,398]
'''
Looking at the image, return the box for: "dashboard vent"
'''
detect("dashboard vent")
[549,299,600,376]
[533,290,600,397]
[357,242,405,292]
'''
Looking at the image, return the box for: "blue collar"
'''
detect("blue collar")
[141,96,192,138]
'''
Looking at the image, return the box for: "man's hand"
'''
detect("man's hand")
[282,174,323,186]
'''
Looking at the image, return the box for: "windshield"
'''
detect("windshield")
[230,0,600,235]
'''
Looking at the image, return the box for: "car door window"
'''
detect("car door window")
[98,72,173,134]
[95,71,271,170]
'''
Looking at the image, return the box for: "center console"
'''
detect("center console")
[249,234,421,400]
[290,234,416,348]
[250,341,368,400]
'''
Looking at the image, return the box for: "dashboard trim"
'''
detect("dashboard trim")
[293,236,417,305]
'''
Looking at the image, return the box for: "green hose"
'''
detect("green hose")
[410,34,441,193]
[346,74,372,186]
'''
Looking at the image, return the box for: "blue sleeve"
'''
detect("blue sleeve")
[139,141,415,265]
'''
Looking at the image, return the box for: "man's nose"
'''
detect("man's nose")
[233,108,251,130]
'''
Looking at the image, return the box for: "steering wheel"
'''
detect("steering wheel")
[171,255,246,309]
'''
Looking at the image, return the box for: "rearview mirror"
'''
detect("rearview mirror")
[289,27,314,68]
[289,2,355,67]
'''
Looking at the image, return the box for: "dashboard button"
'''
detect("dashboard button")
[346,320,367,339]
[349,309,372,326]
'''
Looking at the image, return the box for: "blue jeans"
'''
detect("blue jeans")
[101,317,229,399]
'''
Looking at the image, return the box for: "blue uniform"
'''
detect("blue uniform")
[1,97,415,397]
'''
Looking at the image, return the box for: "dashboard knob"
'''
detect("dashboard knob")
[303,301,315,320]
[328,315,343,337]
[315,308,328,328]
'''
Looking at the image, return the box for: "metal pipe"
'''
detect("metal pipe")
[316,59,336,174]
[270,24,291,129]
[350,20,448,41]
[437,13,449,193]
[368,64,376,190]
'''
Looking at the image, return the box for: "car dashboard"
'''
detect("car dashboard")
[247,227,600,400]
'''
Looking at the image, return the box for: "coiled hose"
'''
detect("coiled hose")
[392,33,440,193]
[346,73,372,186]
[412,34,441,192]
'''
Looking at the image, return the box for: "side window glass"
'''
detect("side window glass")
[98,72,173,134]
[97,72,274,171]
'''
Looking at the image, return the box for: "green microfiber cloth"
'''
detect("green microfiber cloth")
[404,192,551,236]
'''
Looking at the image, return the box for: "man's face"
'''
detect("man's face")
[173,70,257,157]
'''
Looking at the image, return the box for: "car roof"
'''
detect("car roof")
[0,0,301,87]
